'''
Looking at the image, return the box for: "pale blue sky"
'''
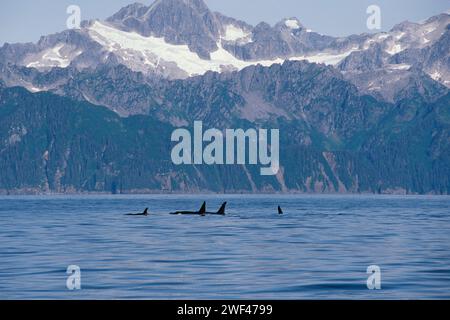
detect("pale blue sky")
[0,0,448,45]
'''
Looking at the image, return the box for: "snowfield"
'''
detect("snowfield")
[87,21,358,76]
[88,21,283,76]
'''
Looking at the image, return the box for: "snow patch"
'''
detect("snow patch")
[285,19,300,29]
[291,48,358,66]
[222,24,250,42]
[88,21,282,76]
[385,43,403,55]
[27,85,44,93]
[26,44,80,68]
[388,63,411,70]
[429,71,442,81]
[395,32,406,40]
[377,33,390,40]
[423,23,438,34]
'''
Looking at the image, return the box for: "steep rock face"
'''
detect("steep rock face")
[107,0,221,59]
[340,66,449,103]
[51,60,389,140]
[0,86,257,193]
[393,24,450,86]
[1,77,449,194]
[339,43,389,72]
[357,93,450,194]
[222,18,335,61]
[338,14,450,101]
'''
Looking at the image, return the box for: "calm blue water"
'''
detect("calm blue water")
[0,194,449,299]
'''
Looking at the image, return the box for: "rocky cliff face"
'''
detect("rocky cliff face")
[1,75,449,194]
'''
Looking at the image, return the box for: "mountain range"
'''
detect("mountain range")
[0,0,449,194]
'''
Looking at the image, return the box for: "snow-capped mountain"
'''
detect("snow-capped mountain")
[338,13,450,101]
[0,0,448,104]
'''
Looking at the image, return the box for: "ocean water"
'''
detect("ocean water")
[0,194,449,300]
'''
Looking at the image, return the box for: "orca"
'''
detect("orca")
[205,202,227,215]
[278,206,283,215]
[170,202,207,216]
[125,208,149,216]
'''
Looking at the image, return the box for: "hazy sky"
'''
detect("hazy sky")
[0,0,448,45]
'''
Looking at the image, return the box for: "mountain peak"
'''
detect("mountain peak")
[172,0,210,11]
[106,0,219,58]
[107,0,211,22]
[145,0,213,19]
[424,12,450,24]
[106,2,149,22]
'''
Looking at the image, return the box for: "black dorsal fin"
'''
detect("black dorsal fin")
[199,202,206,215]
[143,208,149,215]
[278,206,283,215]
[217,202,227,215]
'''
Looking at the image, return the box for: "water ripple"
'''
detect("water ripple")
[0,194,449,299]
